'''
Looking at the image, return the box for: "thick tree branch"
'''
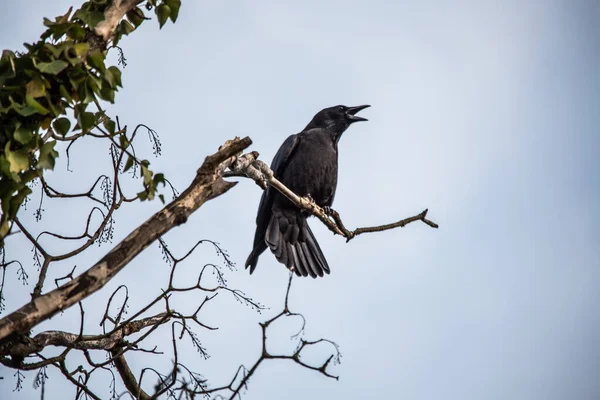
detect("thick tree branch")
[95,0,144,42]
[0,137,251,343]
[2,313,169,360]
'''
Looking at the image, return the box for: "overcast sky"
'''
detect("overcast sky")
[2,1,600,399]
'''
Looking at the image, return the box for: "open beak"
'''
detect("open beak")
[346,104,371,122]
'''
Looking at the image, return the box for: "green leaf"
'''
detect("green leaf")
[126,7,145,27]
[118,19,135,35]
[74,102,88,114]
[165,0,181,22]
[77,79,96,103]
[65,43,83,66]
[0,156,13,181]
[0,219,9,240]
[78,111,96,132]
[156,4,171,28]
[103,118,116,135]
[21,170,38,184]
[107,66,122,87]
[86,75,100,95]
[67,24,86,40]
[87,51,106,72]
[103,66,121,88]
[153,173,166,186]
[44,43,63,58]
[14,126,33,144]
[123,156,134,172]
[78,77,98,103]
[13,106,39,117]
[141,162,153,186]
[0,55,17,82]
[59,84,73,103]
[74,9,104,28]
[26,79,46,98]
[10,186,32,217]
[99,86,115,103]
[5,143,30,173]
[9,97,38,117]
[37,141,59,170]
[119,134,130,149]
[36,60,68,75]
[48,23,71,40]
[56,6,74,24]
[68,66,87,89]
[73,42,90,57]
[53,117,71,136]
[25,95,49,115]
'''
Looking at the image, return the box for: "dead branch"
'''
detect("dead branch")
[225,274,340,400]
[226,152,439,241]
[110,349,152,400]
[1,313,169,361]
[0,137,251,343]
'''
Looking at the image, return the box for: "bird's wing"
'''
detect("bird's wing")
[271,133,300,179]
[246,134,301,273]
[255,133,300,223]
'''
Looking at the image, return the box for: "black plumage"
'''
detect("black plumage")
[245,104,370,278]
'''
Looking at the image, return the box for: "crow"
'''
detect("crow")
[245,104,370,278]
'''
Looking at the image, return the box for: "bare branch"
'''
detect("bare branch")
[1,313,169,360]
[0,137,251,342]
[225,278,339,400]
[110,349,152,400]
[330,207,439,242]
[227,152,439,241]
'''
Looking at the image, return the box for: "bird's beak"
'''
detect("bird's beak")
[346,105,371,122]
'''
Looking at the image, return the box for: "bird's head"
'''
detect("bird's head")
[304,104,370,143]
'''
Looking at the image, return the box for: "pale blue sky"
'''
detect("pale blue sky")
[1,1,599,399]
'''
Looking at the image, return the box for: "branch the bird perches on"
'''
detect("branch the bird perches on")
[225,151,439,242]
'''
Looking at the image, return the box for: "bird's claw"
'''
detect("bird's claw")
[323,206,334,217]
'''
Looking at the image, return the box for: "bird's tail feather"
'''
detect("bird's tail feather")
[245,241,266,274]
[265,210,330,278]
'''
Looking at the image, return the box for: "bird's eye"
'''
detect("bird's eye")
[339,106,345,111]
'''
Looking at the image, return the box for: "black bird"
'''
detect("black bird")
[245,104,370,278]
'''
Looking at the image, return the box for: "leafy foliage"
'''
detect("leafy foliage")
[0,0,181,242]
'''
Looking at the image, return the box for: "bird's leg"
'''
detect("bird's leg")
[305,193,315,204]
[303,193,320,212]
[284,270,294,312]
